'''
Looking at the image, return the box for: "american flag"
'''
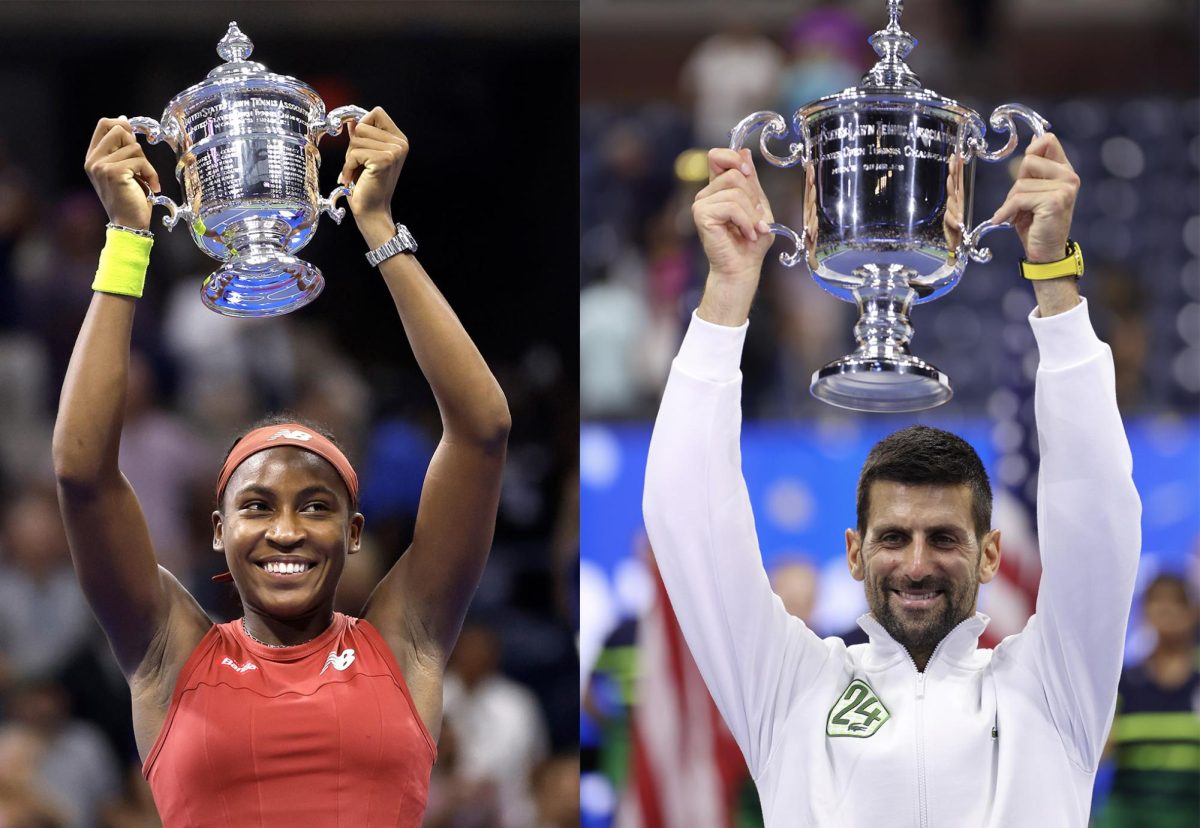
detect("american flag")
[617,559,749,828]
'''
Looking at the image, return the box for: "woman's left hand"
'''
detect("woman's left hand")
[340,106,408,233]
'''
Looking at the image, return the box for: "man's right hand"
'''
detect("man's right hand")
[84,118,160,231]
[694,148,775,327]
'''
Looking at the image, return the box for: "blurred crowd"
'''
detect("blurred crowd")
[580,6,1199,421]
[0,71,578,828]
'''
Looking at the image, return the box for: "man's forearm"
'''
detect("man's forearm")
[1031,277,1081,318]
[697,268,760,327]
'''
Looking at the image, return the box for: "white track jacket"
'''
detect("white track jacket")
[643,299,1141,827]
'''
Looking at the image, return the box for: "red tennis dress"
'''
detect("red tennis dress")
[144,612,436,827]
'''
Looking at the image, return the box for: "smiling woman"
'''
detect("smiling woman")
[52,106,509,827]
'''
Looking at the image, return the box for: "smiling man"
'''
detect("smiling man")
[643,136,1141,827]
[849,426,1000,672]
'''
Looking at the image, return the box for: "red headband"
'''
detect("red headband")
[212,424,359,584]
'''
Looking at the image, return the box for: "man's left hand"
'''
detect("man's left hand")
[990,133,1079,263]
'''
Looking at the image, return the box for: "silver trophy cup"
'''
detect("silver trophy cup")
[128,22,368,317]
[732,0,1047,412]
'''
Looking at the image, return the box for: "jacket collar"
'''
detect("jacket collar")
[856,611,990,671]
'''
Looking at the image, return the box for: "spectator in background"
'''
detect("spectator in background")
[116,350,210,588]
[680,21,783,148]
[579,267,650,418]
[0,680,122,828]
[0,487,94,690]
[769,557,818,623]
[1096,574,1200,827]
[0,775,66,828]
[776,7,868,120]
[423,719,502,828]
[533,753,581,828]
[443,624,550,828]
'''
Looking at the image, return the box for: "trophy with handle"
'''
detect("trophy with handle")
[731,0,1048,411]
[127,22,369,317]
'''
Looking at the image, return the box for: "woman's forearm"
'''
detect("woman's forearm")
[52,293,135,484]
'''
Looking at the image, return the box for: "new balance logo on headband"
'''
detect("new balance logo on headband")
[269,429,313,442]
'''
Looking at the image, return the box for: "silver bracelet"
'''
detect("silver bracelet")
[106,222,154,239]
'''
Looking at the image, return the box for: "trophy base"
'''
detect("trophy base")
[810,355,952,413]
[201,255,325,318]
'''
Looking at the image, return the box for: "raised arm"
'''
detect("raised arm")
[347,110,510,675]
[53,119,197,678]
[643,150,834,775]
[992,134,1141,769]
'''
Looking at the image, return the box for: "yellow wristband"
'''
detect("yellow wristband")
[1020,240,1084,281]
[92,227,153,298]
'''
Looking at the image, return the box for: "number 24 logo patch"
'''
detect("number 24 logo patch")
[827,679,890,738]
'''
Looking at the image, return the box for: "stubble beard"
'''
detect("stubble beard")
[867,572,979,663]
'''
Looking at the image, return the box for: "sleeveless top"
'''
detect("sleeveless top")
[144,613,436,827]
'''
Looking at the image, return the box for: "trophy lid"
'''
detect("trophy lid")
[153,21,328,133]
[794,0,982,132]
[207,21,269,79]
[859,0,922,92]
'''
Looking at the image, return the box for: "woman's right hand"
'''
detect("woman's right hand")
[84,118,160,230]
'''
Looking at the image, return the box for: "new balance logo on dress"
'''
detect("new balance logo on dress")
[221,657,258,673]
[322,648,356,674]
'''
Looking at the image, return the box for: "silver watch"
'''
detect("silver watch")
[365,223,418,267]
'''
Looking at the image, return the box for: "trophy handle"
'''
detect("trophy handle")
[312,106,368,224]
[312,105,369,137]
[959,219,1010,264]
[962,104,1051,261]
[318,183,353,225]
[126,121,193,231]
[127,116,167,145]
[967,103,1050,163]
[765,223,806,268]
[729,111,809,268]
[729,110,807,169]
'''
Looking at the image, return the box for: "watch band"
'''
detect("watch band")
[365,223,418,267]
[1020,239,1083,281]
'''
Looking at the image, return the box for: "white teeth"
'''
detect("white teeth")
[262,561,309,574]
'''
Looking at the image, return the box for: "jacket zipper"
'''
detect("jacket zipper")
[915,669,927,828]
[907,632,955,828]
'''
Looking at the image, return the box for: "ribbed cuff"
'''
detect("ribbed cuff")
[1028,297,1105,371]
[673,311,748,383]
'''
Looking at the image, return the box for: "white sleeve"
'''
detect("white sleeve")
[1020,298,1141,770]
[642,312,834,776]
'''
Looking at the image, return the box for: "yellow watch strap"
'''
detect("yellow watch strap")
[1021,240,1084,281]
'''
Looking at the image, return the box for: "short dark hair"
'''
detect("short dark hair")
[1143,573,1193,607]
[856,425,992,539]
[217,412,349,511]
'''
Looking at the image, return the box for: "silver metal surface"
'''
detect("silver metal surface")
[128,22,369,317]
[728,0,1048,411]
[365,223,418,267]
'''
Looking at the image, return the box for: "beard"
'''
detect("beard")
[866,572,979,660]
